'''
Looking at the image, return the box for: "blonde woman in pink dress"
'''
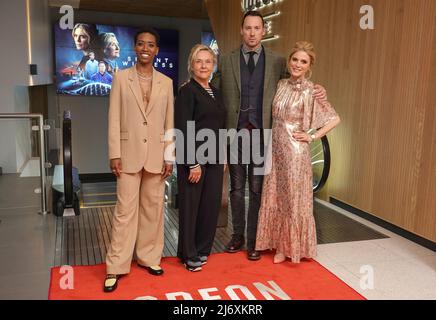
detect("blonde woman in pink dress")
[255,41,341,264]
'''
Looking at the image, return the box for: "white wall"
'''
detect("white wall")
[0,0,30,173]
[0,0,53,174]
[49,9,212,174]
[14,86,31,171]
[29,0,53,86]
[57,95,110,173]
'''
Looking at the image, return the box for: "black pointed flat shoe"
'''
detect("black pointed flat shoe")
[145,265,164,276]
[103,274,119,293]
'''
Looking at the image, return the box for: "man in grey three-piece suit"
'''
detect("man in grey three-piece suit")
[212,10,325,261]
[211,11,288,261]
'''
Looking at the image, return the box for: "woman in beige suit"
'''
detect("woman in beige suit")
[104,27,174,293]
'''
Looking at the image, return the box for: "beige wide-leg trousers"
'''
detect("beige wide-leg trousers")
[106,169,165,275]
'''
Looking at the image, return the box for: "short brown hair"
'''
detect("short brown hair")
[241,10,265,27]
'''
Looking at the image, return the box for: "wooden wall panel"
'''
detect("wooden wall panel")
[205,0,436,241]
[415,11,436,240]
[204,0,242,54]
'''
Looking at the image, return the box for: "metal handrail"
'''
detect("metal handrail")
[0,113,48,214]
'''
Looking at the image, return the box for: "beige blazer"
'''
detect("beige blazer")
[108,66,174,174]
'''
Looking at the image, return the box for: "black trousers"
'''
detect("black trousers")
[177,164,224,262]
[228,129,264,250]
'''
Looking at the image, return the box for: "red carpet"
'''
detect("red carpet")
[49,252,365,300]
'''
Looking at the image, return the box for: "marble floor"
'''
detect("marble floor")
[314,199,436,300]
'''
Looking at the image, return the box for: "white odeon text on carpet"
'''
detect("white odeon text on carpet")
[134,280,291,300]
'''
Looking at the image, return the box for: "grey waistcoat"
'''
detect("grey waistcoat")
[238,49,265,129]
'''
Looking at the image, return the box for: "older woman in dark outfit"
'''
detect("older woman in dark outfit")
[175,44,226,272]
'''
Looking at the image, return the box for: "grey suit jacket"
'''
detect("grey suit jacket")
[211,46,288,130]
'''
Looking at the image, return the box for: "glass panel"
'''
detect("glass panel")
[0,118,44,213]
[44,118,61,213]
[165,169,178,210]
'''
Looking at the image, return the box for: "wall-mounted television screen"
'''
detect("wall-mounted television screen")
[54,23,179,96]
[201,31,219,57]
[201,31,219,75]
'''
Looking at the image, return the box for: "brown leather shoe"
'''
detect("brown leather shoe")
[226,235,245,253]
[247,250,261,261]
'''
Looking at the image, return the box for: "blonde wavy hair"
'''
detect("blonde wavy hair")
[101,32,120,56]
[289,41,316,67]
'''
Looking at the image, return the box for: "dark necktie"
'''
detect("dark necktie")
[248,51,256,74]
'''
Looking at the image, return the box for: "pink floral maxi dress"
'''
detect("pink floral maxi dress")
[255,78,339,263]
